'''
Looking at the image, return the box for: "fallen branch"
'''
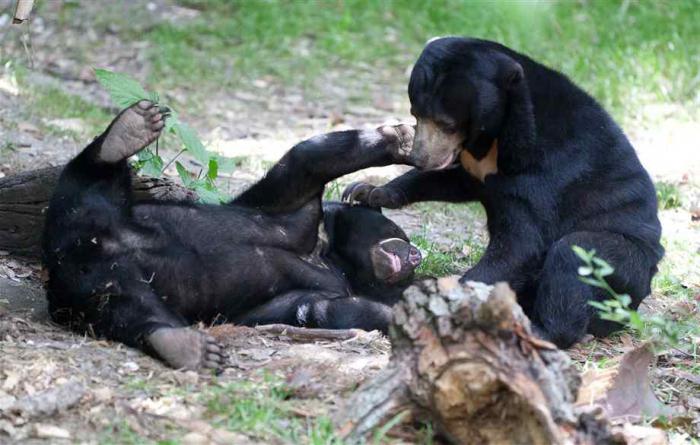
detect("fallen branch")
[0,166,198,258]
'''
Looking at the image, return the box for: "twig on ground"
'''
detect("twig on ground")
[12,0,34,24]
[255,324,362,341]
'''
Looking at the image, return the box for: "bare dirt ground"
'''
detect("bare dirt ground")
[0,1,698,443]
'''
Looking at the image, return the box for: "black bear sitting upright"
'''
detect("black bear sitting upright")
[42,101,420,370]
[344,37,663,348]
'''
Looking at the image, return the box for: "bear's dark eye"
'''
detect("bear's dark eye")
[439,122,457,134]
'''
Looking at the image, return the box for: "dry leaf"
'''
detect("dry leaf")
[34,423,71,439]
[614,423,667,445]
[179,419,258,445]
[92,387,113,404]
[577,344,676,420]
[12,379,85,418]
[2,372,20,391]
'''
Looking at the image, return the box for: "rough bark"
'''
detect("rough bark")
[335,277,634,445]
[0,165,197,258]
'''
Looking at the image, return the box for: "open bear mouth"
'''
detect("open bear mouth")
[374,238,422,283]
[429,150,458,170]
[379,249,403,275]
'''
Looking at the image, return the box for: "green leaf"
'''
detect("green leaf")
[175,161,194,187]
[607,299,622,309]
[372,410,410,444]
[94,68,152,109]
[94,68,231,204]
[93,68,233,207]
[193,182,227,204]
[592,257,615,276]
[589,301,610,312]
[572,245,598,263]
[174,121,210,165]
[579,276,606,288]
[571,245,590,262]
[142,156,164,177]
[598,266,614,277]
[134,148,163,177]
[628,311,644,331]
[211,155,237,173]
[207,158,219,181]
[164,112,180,132]
[613,307,629,318]
[578,266,593,276]
[600,313,620,322]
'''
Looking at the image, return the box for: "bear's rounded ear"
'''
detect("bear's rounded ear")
[504,61,524,89]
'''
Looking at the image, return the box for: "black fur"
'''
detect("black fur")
[345,37,663,348]
[42,111,418,364]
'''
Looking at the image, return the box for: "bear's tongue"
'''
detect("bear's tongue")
[381,250,402,274]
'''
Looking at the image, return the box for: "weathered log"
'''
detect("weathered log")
[0,165,197,258]
[335,277,635,445]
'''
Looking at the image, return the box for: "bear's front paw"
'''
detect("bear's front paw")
[342,182,407,209]
[377,124,415,162]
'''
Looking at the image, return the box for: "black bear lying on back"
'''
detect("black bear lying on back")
[42,101,420,370]
[345,37,664,348]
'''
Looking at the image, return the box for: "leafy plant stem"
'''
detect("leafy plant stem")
[161,149,186,174]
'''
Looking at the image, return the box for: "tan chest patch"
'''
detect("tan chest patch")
[460,140,498,182]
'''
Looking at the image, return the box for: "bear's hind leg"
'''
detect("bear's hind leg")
[531,231,654,348]
[51,273,225,370]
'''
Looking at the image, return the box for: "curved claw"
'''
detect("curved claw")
[146,327,227,371]
[342,182,407,209]
[342,182,377,204]
[203,335,226,369]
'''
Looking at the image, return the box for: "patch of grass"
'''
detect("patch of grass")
[411,202,486,277]
[124,377,152,392]
[414,422,435,445]
[2,61,109,140]
[21,85,110,139]
[323,180,344,201]
[655,181,682,210]
[99,421,174,445]
[413,234,473,277]
[653,266,692,300]
[653,238,696,301]
[412,201,486,220]
[146,0,699,121]
[202,375,343,444]
[407,201,486,277]
[1,141,19,156]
